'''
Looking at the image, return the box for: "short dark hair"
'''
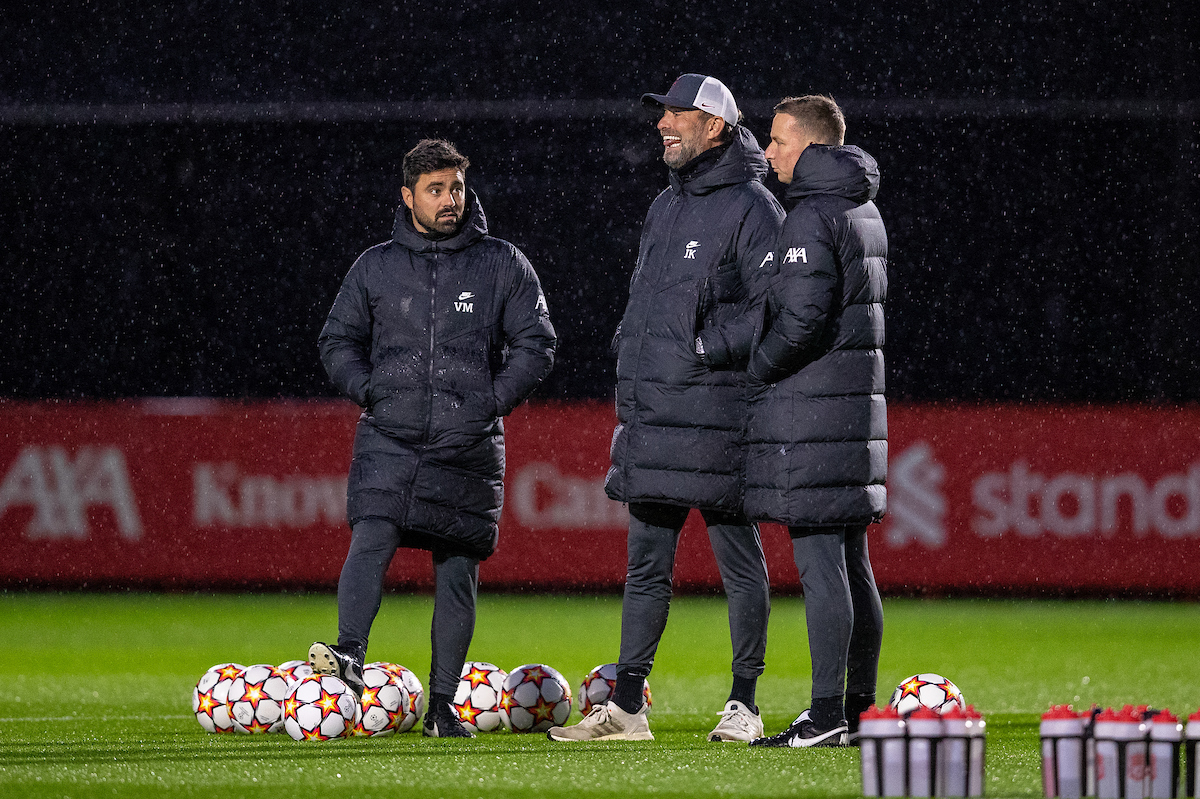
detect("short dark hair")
[773,95,846,145]
[403,139,470,190]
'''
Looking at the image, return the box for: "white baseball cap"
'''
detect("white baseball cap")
[642,73,740,127]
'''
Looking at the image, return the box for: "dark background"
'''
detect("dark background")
[3,1,1197,403]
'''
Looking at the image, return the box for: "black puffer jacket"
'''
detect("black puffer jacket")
[745,144,888,527]
[605,126,785,511]
[319,191,556,558]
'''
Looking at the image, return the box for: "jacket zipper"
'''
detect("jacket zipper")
[424,252,438,445]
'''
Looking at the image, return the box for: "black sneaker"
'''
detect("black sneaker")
[422,698,475,739]
[307,642,365,698]
[750,709,848,748]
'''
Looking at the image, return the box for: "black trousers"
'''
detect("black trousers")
[789,523,884,700]
[618,502,770,681]
[336,517,479,696]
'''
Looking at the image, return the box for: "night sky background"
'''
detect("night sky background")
[2,1,1197,403]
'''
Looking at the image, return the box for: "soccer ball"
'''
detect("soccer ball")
[370,662,425,733]
[193,663,244,733]
[577,663,652,715]
[229,664,291,734]
[282,674,360,741]
[353,665,409,737]
[889,673,967,715]
[277,659,314,685]
[501,664,572,733]
[453,661,508,733]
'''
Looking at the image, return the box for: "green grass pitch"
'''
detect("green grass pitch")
[2,592,1198,798]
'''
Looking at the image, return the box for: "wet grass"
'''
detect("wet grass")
[1,593,1197,797]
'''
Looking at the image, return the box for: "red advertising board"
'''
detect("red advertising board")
[1,400,1198,594]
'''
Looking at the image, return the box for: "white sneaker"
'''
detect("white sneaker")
[546,701,654,741]
[707,700,765,742]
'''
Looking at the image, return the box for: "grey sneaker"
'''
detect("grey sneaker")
[750,709,847,748]
[547,701,653,742]
[307,642,365,698]
[708,700,765,742]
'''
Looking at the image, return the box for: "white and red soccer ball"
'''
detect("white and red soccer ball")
[369,662,425,733]
[577,663,652,715]
[193,663,245,733]
[277,659,314,686]
[353,665,410,737]
[501,664,573,733]
[454,661,508,733]
[228,664,291,734]
[282,674,360,741]
[889,673,967,715]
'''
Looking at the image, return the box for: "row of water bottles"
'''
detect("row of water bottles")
[1042,705,1200,798]
[861,704,987,797]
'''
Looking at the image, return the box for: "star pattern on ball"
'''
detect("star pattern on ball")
[939,679,962,702]
[217,665,242,680]
[465,666,493,690]
[530,696,558,724]
[455,698,483,726]
[898,676,926,699]
[196,692,219,719]
[523,666,548,687]
[317,690,341,714]
[243,684,265,709]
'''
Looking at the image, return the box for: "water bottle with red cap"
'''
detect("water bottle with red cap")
[1042,704,1087,798]
[1147,709,1182,799]
[907,706,943,798]
[1094,705,1150,799]
[860,704,907,797]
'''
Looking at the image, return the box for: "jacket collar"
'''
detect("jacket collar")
[785,145,880,207]
[667,125,770,197]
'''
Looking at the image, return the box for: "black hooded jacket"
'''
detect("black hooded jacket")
[745,144,888,527]
[605,126,785,511]
[319,190,556,558]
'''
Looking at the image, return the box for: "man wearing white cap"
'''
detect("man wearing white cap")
[549,74,784,743]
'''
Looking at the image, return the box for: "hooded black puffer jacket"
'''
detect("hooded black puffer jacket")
[319,190,556,558]
[745,144,888,527]
[605,126,785,511]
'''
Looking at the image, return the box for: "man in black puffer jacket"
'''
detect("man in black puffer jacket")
[550,75,784,744]
[309,139,555,739]
[745,96,887,749]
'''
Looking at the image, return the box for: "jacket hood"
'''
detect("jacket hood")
[392,187,488,253]
[785,144,880,206]
[669,125,770,196]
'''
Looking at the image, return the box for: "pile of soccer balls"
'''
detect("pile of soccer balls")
[193,660,650,742]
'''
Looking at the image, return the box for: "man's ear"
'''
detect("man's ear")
[709,116,726,142]
[401,185,414,211]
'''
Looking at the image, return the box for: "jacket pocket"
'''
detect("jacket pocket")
[696,259,743,339]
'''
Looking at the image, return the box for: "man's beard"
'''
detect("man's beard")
[414,207,464,236]
[663,136,704,169]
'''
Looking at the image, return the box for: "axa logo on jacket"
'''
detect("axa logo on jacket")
[783,247,808,264]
